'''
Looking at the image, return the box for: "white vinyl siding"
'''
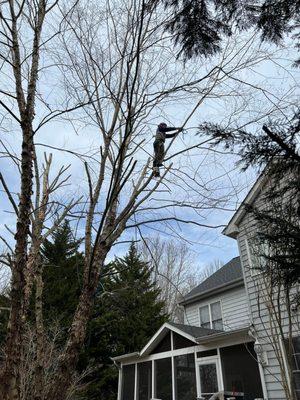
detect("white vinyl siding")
[184,286,249,332]
[237,181,300,400]
[238,230,287,400]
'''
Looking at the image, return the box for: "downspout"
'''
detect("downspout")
[248,325,269,400]
[112,359,122,400]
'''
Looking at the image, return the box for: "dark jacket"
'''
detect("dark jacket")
[155,127,178,142]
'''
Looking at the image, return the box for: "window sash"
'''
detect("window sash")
[199,302,223,330]
[199,305,210,326]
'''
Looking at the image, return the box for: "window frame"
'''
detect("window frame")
[198,300,223,330]
[196,357,222,398]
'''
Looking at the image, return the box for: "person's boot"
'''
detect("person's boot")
[152,166,160,177]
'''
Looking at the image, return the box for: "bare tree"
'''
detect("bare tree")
[199,259,223,281]
[0,1,83,399]
[249,269,300,400]
[140,237,199,320]
[140,236,224,323]
[0,0,293,398]
[19,322,92,400]
[45,3,281,393]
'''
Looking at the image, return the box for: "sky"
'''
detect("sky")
[0,2,300,284]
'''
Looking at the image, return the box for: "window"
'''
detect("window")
[122,364,135,400]
[211,301,223,330]
[155,357,172,400]
[174,353,197,400]
[199,305,210,329]
[291,336,300,400]
[199,301,223,330]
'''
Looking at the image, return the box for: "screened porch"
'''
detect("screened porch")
[114,323,265,400]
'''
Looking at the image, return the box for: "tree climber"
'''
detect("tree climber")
[153,122,183,177]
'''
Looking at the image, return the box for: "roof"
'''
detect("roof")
[168,321,220,338]
[112,321,251,363]
[180,257,243,305]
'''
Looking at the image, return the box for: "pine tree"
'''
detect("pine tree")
[200,112,300,291]
[151,0,300,63]
[80,243,168,400]
[41,220,84,329]
[202,113,300,399]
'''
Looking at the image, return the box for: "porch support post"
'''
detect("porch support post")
[217,348,224,391]
[118,365,122,400]
[258,362,268,399]
[194,350,200,398]
[134,363,138,400]
[171,332,176,400]
[152,359,155,399]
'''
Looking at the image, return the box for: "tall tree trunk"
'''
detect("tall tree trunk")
[45,250,107,400]
[0,1,47,397]
[45,287,95,400]
[0,125,34,400]
[34,255,45,400]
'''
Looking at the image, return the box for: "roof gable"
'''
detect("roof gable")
[140,322,219,356]
[111,322,250,362]
[181,257,243,305]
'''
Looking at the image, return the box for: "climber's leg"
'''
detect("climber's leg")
[156,141,165,167]
[153,140,163,177]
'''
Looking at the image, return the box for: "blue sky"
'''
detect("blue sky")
[0,24,299,282]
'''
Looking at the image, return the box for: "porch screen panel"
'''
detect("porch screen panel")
[122,364,135,400]
[289,336,300,399]
[155,357,172,400]
[173,332,195,350]
[151,332,171,354]
[174,353,197,400]
[138,361,152,400]
[220,343,263,400]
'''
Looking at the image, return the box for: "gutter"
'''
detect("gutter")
[196,326,250,344]
[111,352,140,363]
[179,278,244,306]
[112,358,122,370]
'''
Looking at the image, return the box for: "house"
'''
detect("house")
[112,257,265,400]
[113,168,299,400]
[223,170,300,400]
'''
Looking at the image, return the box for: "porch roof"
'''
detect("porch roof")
[111,322,250,363]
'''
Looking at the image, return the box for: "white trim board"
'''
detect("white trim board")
[139,322,197,357]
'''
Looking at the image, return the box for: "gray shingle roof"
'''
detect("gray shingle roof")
[182,256,242,303]
[168,321,220,339]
